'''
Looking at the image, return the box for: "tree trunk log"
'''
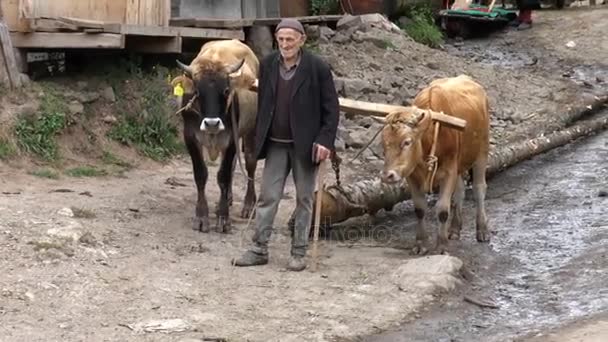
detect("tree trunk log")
[316,110,608,225]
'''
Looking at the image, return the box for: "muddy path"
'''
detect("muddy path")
[353,118,608,342]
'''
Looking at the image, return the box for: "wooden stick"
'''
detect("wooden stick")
[311,159,327,272]
[249,80,466,131]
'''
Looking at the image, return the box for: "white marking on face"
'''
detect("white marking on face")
[200,118,225,132]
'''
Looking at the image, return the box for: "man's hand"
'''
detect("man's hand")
[313,143,331,164]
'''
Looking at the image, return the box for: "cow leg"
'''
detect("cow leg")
[216,141,236,233]
[449,175,465,240]
[409,179,430,255]
[183,117,210,233]
[472,156,490,242]
[435,169,458,254]
[240,132,257,219]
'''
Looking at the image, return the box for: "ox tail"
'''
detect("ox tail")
[229,90,252,182]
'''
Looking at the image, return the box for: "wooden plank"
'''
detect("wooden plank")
[177,27,244,40]
[0,21,22,88]
[31,18,79,32]
[170,17,254,29]
[10,32,125,48]
[169,14,343,29]
[102,24,179,36]
[250,80,466,130]
[26,0,127,25]
[126,0,140,25]
[57,16,106,29]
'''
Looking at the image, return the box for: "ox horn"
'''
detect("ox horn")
[226,58,245,75]
[406,110,426,127]
[176,59,193,78]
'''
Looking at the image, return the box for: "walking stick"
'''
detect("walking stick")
[311,159,327,272]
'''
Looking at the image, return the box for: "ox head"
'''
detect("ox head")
[381,107,433,184]
[175,58,246,134]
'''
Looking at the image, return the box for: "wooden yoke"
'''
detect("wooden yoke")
[249,79,467,131]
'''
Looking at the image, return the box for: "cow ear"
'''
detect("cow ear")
[170,75,195,94]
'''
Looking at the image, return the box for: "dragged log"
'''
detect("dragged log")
[316,109,608,225]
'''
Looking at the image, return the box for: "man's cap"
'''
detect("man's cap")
[275,18,305,35]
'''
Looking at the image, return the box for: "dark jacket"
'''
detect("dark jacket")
[254,48,340,168]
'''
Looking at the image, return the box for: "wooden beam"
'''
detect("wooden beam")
[0,21,22,88]
[177,27,244,40]
[250,80,466,130]
[10,32,125,49]
[30,18,79,32]
[339,98,466,130]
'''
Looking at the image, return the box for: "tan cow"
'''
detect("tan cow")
[381,74,491,255]
[171,39,258,234]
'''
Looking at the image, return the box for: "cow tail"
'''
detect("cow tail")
[230,90,252,181]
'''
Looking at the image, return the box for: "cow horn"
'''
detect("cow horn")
[226,58,245,74]
[405,111,423,127]
[176,59,193,78]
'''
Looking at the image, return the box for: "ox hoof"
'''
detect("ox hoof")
[432,243,449,255]
[476,229,490,242]
[240,205,256,219]
[411,245,429,256]
[448,231,461,240]
[193,217,211,233]
[216,216,233,234]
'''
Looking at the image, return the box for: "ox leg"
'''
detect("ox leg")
[449,176,465,240]
[472,156,490,242]
[409,180,430,255]
[240,132,257,219]
[217,141,236,233]
[435,170,457,254]
[183,116,210,233]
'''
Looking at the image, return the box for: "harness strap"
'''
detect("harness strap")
[425,121,441,193]
[175,93,200,116]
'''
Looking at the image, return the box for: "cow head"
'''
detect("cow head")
[381,107,433,184]
[175,58,246,134]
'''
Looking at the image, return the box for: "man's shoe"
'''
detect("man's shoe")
[286,255,307,272]
[517,22,532,30]
[232,250,268,267]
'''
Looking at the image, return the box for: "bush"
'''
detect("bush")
[311,0,341,15]
[402,5,444,48]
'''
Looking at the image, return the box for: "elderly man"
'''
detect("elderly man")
[232,18,340,271]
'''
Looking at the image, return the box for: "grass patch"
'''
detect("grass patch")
[101,150,132,168]
[107,61,184,162]
[0,138,17,160]
[310,0,341,15]
[30,168,60,179]
[14,85,68,161]
[401,5,444,48]
[65,166,107,178]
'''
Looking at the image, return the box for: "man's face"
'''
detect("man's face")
[276,28,306,60]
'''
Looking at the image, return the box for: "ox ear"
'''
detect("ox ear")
[170,75,195,95]
[176,59,193,78]
[226,59,246,78]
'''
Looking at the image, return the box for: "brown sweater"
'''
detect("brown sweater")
[269,71,296,142]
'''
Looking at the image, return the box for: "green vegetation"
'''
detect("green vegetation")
[311,0,341,15]
[104,58,184,162]
[401,4,444,48]
[14,85,67,161]
[65,166,107,178]
[0,138,16,160]
[30,168,60,179]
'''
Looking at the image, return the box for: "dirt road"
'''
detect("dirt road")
[1,5,607,342]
